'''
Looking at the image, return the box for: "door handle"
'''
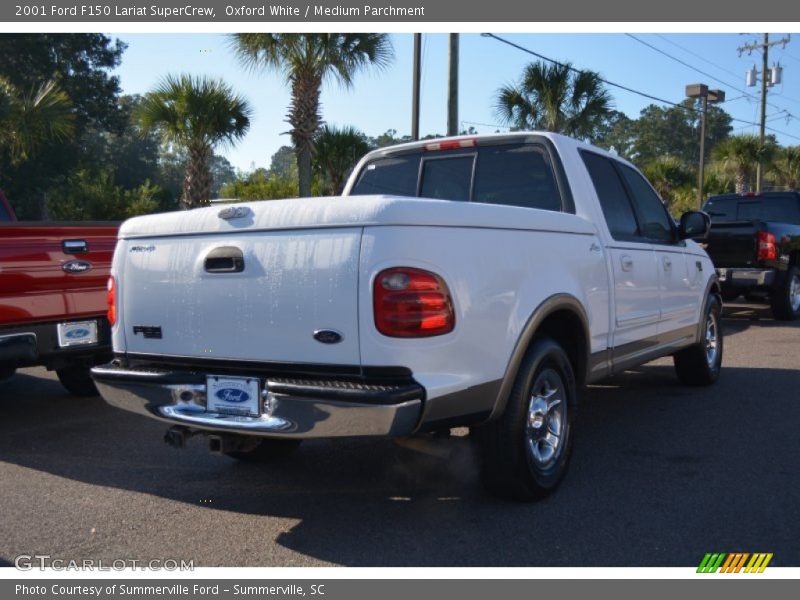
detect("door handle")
[63,239,88,254]
[621,255,634,272]
[663,257,672,271]
[204,246,244,273]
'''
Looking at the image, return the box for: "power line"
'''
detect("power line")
[626,33,798,120]
[654,33,744,80]
[481,32,800,143]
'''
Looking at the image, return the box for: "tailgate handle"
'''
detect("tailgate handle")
[63,239,88,254]
[204,247,244,273]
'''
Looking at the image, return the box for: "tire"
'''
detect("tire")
[56,366,99,397]
[770,266,800,321]
[673,295,723,386]
[0,366,16,382]
[224,439,301,462]
[472,336,576,502]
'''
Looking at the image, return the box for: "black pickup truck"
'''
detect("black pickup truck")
[702,191,800,320]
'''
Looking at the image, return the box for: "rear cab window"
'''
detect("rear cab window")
[350,141,569,213]
[704,194,800,224]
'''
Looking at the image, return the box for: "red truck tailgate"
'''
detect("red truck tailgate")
[0,223,117,326]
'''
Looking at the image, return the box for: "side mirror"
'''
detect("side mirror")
[678,210,711,241]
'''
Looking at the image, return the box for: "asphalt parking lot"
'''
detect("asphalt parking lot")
[1,301,798,567]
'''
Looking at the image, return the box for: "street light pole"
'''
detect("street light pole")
[686,84,725,209]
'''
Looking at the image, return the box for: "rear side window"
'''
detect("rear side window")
[473,145,561,211]
[351,155,421,196]
[581,151,639,240]
[351,143,566,212]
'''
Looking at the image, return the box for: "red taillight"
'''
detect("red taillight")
[374,267,455,337]
[757,231,777,262]
[107,276,117,326]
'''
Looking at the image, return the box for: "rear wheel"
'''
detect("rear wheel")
[770,266,800,321]
[673,295,723,386]
[56,366,99,397]
[472,337,576,502]
[224,439,302,462]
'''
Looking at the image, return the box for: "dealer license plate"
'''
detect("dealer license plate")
[56,320,98,348]
[206,375,261,417]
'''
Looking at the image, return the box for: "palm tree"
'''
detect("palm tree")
[314,125,371,195]
[642,156,693,210]
[712,134,774,194]
[136,74,251,209]
[769,146,800,190]
[0,76,74,172]
[495,61,612,139]
[231,33,393,197]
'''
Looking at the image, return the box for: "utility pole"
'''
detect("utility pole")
[411,33,421,141]
[739,33,790,193]
[447,33,459,137]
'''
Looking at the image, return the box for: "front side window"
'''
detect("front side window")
[618,165,674,242]
[581,151,639,240]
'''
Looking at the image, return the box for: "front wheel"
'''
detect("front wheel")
[56,366,99,397]
[770,266,800,321]
[472,337,576,502]
[673,295,723,386]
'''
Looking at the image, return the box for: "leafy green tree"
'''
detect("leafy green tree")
[137,74,252,209]
[631,99,732,166]
[232,33,393,197]
[495,61,612,139]
[219,168,298,201]
[711,134,776,194]
[0,34,125,218]
[46,168,160,221]
[769,146,800,190]
[314,125,371,195]
[590,110,636,160]
[268,145,298,181]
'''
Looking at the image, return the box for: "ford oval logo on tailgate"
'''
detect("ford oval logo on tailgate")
[65,328,90,339]
[62,260,92,274]
[314,329,343,344]
[215,388,250,403]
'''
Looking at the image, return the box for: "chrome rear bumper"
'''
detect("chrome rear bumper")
[91,363,423,438]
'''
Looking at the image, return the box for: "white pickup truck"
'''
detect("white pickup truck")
[92,133,722,501]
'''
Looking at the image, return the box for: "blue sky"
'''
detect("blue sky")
[112,32,800,172]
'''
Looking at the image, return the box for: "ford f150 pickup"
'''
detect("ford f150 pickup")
[702,191,800,320]
[92,133,721,500]
[0,190,117,395]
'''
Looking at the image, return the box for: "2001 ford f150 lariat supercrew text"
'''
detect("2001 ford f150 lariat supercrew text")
[92,133,722,500]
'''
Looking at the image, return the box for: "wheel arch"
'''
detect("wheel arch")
[487,294,590,422]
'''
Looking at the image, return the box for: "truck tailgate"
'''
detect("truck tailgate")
[117,228,362,365]
[0,223,117,326]
[704,221,759,268]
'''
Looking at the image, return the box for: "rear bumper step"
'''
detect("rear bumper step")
[91,363,424,439]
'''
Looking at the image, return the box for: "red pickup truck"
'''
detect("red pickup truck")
[0,190,118,395]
